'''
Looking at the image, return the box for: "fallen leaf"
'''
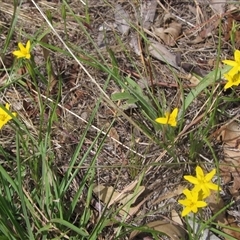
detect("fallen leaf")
[93,181,145,218]
[218,121,240,196]
[106,125,119,149]
[129,220,186,240]
[209,0,226,15]
[153,22,181,46]
[148,40,179,69]
[208,191,240,239]
[152,185,186,205]
[140,0,157,29]
[171,209,183,227]
[187,35,205,45]
[129,32,141,56]
[115,4,130,35]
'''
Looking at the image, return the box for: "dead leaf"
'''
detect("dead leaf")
[208,191,240,239]
[209,0,226,15]
[140,0,157,29]
[129,220,186,240]
[187,35,205,45]
[105,125,120,149]
[115,4,130,35]
[129,32,141,56]
[218,121,240,196]
[154,22,181,47]
[152,185,186,205]
[148,40,179,69]
[171,210,183,227]
[182,73,200,86]
[93,182,145,218]
[199,17,220,39]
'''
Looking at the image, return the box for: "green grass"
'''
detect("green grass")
[0,0,240,239]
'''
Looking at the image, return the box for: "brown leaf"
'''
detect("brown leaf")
[93,181,145,218]
[209,0,226,15]
[218,121,240,196]
[148,40,179,69]
[153,22,181,46]
[129,220,186,240]
[141,0,157,29]
[209,191,240,239]
[115,4,130,35]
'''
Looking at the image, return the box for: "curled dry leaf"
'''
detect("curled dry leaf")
[129,220,186,240]
[153,15,182,46]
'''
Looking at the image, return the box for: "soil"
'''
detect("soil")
[0,0,240,239]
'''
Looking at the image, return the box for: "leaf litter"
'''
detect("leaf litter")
[1,0,240,239]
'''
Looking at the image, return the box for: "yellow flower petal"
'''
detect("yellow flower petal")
[224,70,240,89]
[178,199,191,206]
[184,175,199,185]
[12,50,25,58]
[196,166,204,179]
[222,60,238,67]
[169,108,178,127]
[191,205,198,213]
[0,104,17,129]
[234,49,240,63]
[224,78,234,89]
[206,182,220,191]
[18,42,25,52]
[5,103,10,110]
[182,207,191,217]
[178,188,208,217]
[26,40,30,52]
[184,166,220,198]
[205,169,216,181]
[155,108,178,127]
[182,189,192,199]
[196,201,207,208]
[155,115,169,124]
[12,41,31,60]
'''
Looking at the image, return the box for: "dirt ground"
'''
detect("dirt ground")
[1,0,240,239]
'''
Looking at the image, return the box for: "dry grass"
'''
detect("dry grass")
[0,0,240,239]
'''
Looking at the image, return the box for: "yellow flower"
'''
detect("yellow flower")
[178,189,207,217]
[184,166,220,198]
[223,69,240,89]
[0,103,17,129]
[155,108,178,127]
[12,40,31,59]
[222,50,240,70]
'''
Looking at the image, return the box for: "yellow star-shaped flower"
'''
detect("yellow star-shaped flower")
[222,50,240,71]
[178,189,207,217]
[155,108,178,127]
[0,103,17,129]
[12,40,31,59]
[184,166,220,198]
[223,69,240,89]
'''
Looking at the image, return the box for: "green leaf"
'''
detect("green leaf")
[182,65,232,115]
[50,219,89,237]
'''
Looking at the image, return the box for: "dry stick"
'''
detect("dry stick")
[194,0,205,25]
